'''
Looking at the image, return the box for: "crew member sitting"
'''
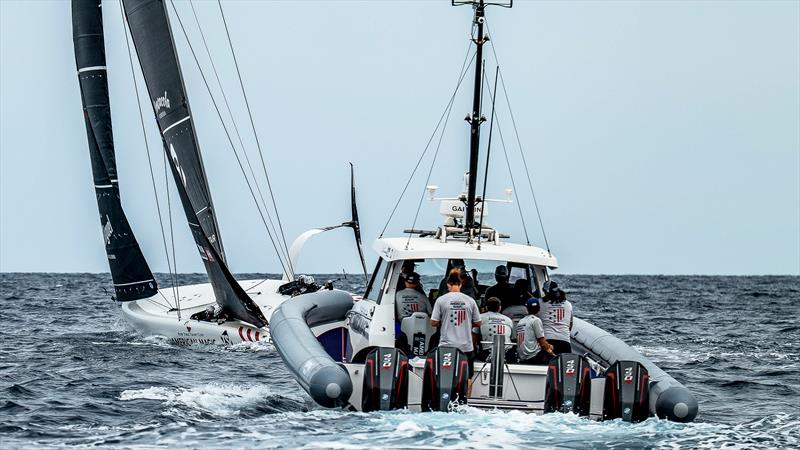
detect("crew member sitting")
[538,280,574,355]
[484,265,515,310]
[395,272,431,321]
[473,297,514,361]
[516,297,555,365]
[436,259,478,301]
[396,260,424,294]
[432,269,482,394]
[502,278,530,332]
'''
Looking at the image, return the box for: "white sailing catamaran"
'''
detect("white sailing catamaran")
[73,0,697,423]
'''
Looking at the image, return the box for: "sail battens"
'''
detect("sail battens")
[78,65,107,73]
[114,279,156,287]
[72,0,157,302]
[161,115,191,135]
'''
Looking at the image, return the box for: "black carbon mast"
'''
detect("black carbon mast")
[72,0,157,301]
[121,0,267,327]
[453,0,511,234]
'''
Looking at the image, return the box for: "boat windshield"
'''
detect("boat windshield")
[395,258,546,307]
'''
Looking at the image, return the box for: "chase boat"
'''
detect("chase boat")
[269,0,699,423]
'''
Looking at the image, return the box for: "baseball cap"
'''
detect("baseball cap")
[402,272,420,283]
[526,297,540,307]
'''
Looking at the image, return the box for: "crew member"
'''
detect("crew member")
[516,297,555,365]
[472,297,514,361]
[538,280,573,355]
[436,259,478,300]
[484,265,515,309]
[396,260,424,294]
[395,272,431,321]
[501,278,531,331]
[431,269,482,394]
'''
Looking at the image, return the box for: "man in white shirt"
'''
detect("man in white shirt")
[395,272,431,321]
[516,298,555,365]
[432,269,482,393]
[538,281,573,355]
[473,297,514,361]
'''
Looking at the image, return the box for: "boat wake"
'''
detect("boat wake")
[257,407,799,449]
[120,383,308,419]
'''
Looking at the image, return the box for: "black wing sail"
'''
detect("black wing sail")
[72,0,157,301]
[121,0,266,327]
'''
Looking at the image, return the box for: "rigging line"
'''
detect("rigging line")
[217,0,293,276]
[379,44,476,238]
[187,0,293,272]
[477,65,500,250]
[484,20,550,251]
[404,70,462,249]
[168,0,291,278]
[164,147,181,318]
[483,75,531,245]
[117,0,175,311]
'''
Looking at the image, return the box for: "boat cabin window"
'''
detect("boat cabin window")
[364,259,390,302]
[394,258,543,308]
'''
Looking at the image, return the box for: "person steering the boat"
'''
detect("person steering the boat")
[502,278,530,330]
[473,297,514,362]
[516,297,555,365]
[436,259,478,301]
[484,265,515,310]
[395,272,431,321]
[538,280,574,355]
[431,269,482,394]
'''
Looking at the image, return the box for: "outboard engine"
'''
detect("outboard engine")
[603,360,650,422]
[362,347,409,412]
[421,346,470,411]
[544,353,591,416]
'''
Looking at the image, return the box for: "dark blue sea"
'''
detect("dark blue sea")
[1,273,798,449]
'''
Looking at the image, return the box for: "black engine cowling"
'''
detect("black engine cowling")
[421,346,470,411]
[603,360,650,422]
[361,347,409,412]
[544,353,592,416]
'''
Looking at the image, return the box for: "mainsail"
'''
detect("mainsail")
[121,0,267,327]
[72,0,157,301]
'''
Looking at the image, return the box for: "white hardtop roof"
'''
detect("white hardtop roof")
[373,237,558,268]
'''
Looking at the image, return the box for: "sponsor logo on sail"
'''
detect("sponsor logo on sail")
[153,91,170,118]
[103,214,113,245]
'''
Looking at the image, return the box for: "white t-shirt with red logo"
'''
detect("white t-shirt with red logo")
[473,311,514,350]
[432,292,481,353]
[537,300,573,342]
[395,288,431,320]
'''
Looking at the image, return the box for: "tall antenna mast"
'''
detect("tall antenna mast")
[452,0,512,235]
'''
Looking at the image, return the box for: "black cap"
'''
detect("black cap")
[543,280,559,294]
[402,272,420,283]
[495,265,509,279]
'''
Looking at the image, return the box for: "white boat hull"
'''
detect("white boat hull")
[120,279,290,345]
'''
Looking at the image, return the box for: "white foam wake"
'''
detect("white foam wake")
[120,383,294,417]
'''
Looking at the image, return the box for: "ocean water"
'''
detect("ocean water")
[1,273,798,449]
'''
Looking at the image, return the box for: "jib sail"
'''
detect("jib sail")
[121,0,267,327]
[72,0,157,301]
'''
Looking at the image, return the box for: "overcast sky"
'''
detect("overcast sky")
[1,0,798,275]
